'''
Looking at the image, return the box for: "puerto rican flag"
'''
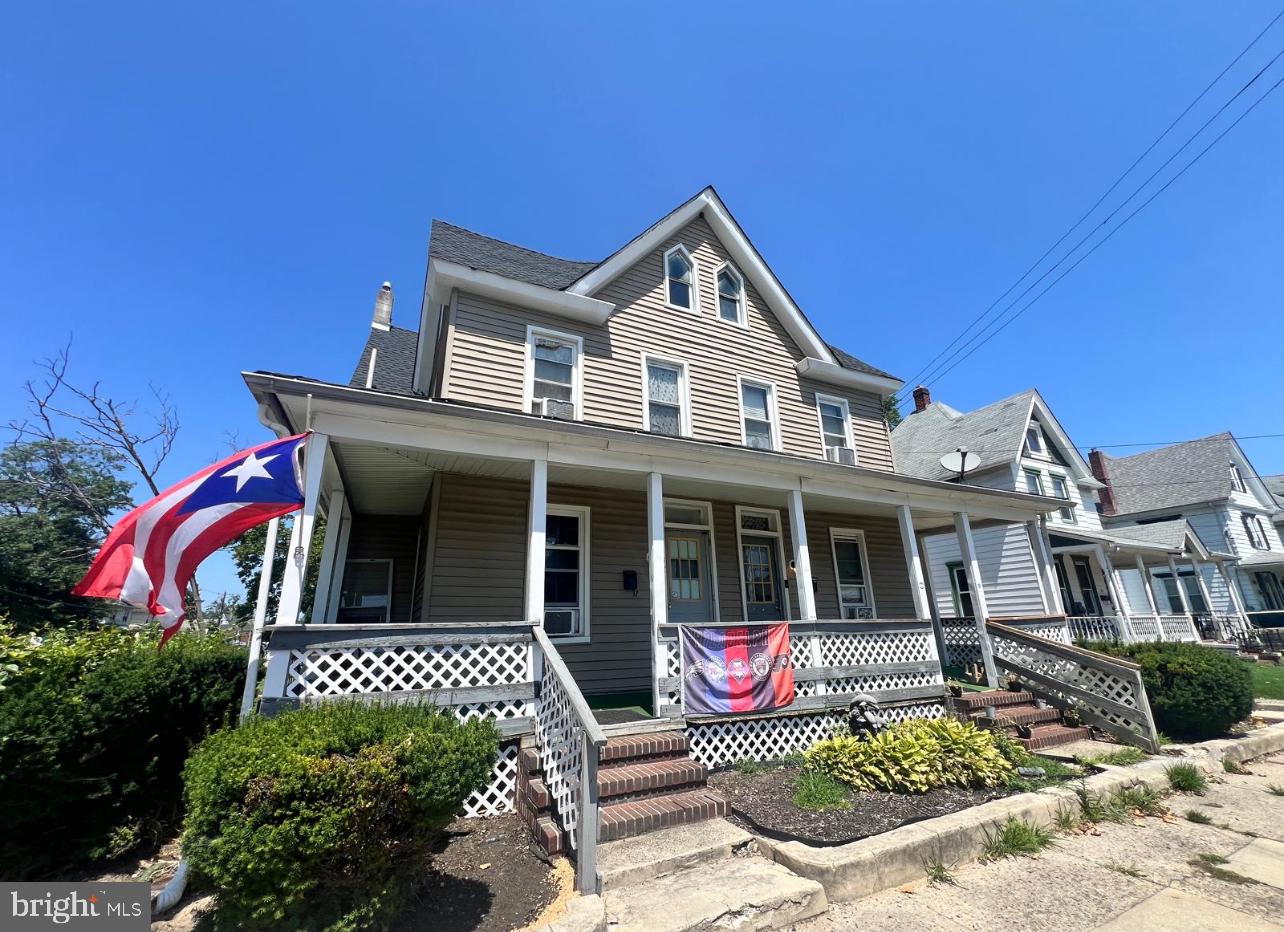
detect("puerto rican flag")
[679,623,795,715]
[74,433,310,642]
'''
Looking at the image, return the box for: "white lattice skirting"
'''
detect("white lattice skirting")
[462,741,520,817]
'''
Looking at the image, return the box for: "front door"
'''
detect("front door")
[1072,557,1103,616]
[666,530,713,623]
[741,535,784,621]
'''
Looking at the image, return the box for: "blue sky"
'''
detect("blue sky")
[3,2,1282,601]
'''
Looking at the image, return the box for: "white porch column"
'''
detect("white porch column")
[898,505,932,621]
[276,432,329,626]
[262,511,305,701]
[1190,556,1219,638]
[1134,555,1160,614]
[1093,545,1133,640]
[323,495,352,623]
[239,516,280,723]
[1218,559,1251,636]
[787,489,817,621]
[309,486,347,624]
[953,512,998,687]
[1166,555,1192,614]
[524,459,548,624]
[916,532,950,669]
[646,472,669,715]
[1026,518,1064,614]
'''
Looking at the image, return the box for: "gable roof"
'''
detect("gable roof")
[891,389,1036,481]
[1264,474,1284,510]
[428,220,597,290]
[1105,518,1214,558]
[350,325,419,395]
[1097,432,1249,515]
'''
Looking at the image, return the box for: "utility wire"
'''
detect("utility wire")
[894,9,1284,402]
[905,70,1284,394]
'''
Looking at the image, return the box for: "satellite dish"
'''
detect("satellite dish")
[939,447,980,482]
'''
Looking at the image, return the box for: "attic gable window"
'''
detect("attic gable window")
[664,245,697,312]
[1025,425,1046,457]
[716,263,745,325]
[1230,463,1247,493]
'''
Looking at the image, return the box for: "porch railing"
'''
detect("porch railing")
[986,620,1161,753]
[530,626,606,895]
[1065,614,1201,645]
[941,615,1071,669]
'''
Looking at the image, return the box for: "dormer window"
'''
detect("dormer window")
[716,263,745,325]
[1025,425,1045,456]
[664,245,696,311]
[1230,463,1247,493]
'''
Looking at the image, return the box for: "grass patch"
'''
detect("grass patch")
[793,769,851,811]
[1054,804,1082,832]
[1223,758,1251,775]
[1190,852,1257,885]
[923,859,957,886]
[1167,763,1208,794]
[732,758,765,775]
[1114,784,1166,817]
[1251,663,1284,700]
[991,732,1084,792]
[982,818,1055,860]
[1186,809,1214,824]
[1267,784,1284,797]
[1076,783,1126,824]
[1078,747,1147,767]
[1104,861,1145,878]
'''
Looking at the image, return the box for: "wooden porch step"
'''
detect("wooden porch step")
[598,789,729,843]
[970,703,1062,728]
[954,690,1034,711]
[1017,724,1092,751]
[598,758,709,801]
[600,730,689,765]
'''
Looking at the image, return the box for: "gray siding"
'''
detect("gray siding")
[342,515,421,625]
[443,215,894,471]
[923,524,1046,618]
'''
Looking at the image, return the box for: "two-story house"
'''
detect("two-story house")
[240,189,1075,874]
[1092,433,1280,635]
[892,387,1235,650]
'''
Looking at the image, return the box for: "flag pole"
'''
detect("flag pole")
[239,515,281,724]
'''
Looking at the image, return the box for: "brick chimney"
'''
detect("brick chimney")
[912,385,931,414]
[1089,449,1116,515]
[372,281,393,331]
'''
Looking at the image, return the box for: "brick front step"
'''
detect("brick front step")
[600,730,689,765]
[970,704,1062,728]
[1017,724,1092,750]
[598,789,729,843]
[598,758,709,801]
[954,690,1034,711]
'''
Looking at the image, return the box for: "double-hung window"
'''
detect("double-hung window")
[1230,464,1247,493]
[1025,425,1045,457]
[739,378,778,451]
[527,327,582,418]
[1050,474,1076,523]
[1244,514,1270,550]
[716,263,745,325]
[544,506,589,639]
[816,394,854,460]
[830,529,875,619]
[643,357,690,437]
[1023,469,1044,496]
[664,245,696,311]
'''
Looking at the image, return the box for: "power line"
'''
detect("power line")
[902,66,1284,397]
[894,9,1284,402]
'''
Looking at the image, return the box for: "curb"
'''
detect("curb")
[758,721,1284,904]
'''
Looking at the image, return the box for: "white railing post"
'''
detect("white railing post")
[525,459,548,625]
[261,514,304,701]
[954,511,998,687]
[787,489,817,622]
[915,531,950,667]
[309,486,346,624]
[239,516,281,723]
[578,730,600,894]
[646,472,669,716]
[899,506,932,621]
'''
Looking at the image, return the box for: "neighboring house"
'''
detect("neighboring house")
[1092,434,1283,630]
[243,189,1068,864]
[892,386,1238,647]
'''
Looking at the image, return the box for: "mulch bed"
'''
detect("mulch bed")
[710,764,1002,846]
[392,814,560,932]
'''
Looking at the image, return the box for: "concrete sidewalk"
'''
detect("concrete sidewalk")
[787,752,1284,931]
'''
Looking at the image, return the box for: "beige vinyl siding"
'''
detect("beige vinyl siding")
[443,214,895,471]
[342,514,421,625]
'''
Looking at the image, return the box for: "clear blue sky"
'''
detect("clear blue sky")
[3,2,1282,601]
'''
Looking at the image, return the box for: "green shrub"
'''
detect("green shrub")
[1086,641,1252,741]
[0,624,245,878]
[183,701,499,931]
[805,718,1013,794]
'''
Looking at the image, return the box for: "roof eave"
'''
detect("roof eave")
[795,356,902,396]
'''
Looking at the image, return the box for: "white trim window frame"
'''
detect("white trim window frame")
[1025,424,1047,458]
[1230,463,1247,494]
[1049,473,1076,524]
[663,243,699,314]
[1243,513,1269,550]
[1023,468,1045,496]
[714,260,747,328]
[733,505,792,623]
[737,376,781,452]
[524,325,584,419]
[641,353,693,438]
[663,498,721,621]
[829,527,877,619]
[544,504,591,643]
[815,392,856,461]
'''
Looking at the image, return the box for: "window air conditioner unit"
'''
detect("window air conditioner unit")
[544,608,579,636]
[536,398,576,420]
[826,445,857,466]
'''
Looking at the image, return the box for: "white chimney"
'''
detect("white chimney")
[372,281,393,331]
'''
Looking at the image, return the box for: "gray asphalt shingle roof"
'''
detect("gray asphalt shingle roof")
[1264,474,1284,509]
[890,389,1036,481]
[1097,433,1239,515]
[350,325,420,395]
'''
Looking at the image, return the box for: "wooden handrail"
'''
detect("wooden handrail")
[531,626,607,748]
[986,621,1142,671]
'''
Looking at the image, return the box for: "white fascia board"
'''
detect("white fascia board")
[795,356,902,396]
[1029,390,1101,487]
[428,258,614,325]
[567,189,837,364]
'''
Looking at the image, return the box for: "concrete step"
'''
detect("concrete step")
[954,689,1035,711]
[971,703,1062,728]
[600,730,689,765]
[1018,724,1092,751]
[603,855,828,932]
[597,819,755,891]
[598,758,708,801]
[598,789,728,843]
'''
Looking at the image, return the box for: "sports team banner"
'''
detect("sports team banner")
[679,623,795,715]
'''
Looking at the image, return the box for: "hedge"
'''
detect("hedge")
[183,701,499,931]
[0,624,246,878]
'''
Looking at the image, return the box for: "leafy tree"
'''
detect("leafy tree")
[0,440,133,630]
[883,394,903,430]
[226,515,326,625]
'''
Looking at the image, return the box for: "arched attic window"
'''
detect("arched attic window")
[664,244,697,312]
[716,262,746,326]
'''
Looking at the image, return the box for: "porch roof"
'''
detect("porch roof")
[245,372,1074,529]
[1047,519,1231,562]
